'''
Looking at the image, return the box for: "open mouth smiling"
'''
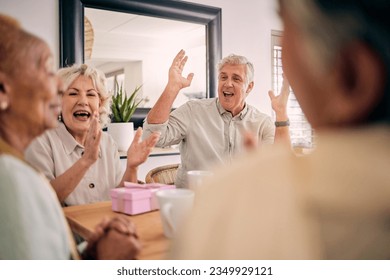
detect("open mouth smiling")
[73,110,91,119]
[223,91,234,97]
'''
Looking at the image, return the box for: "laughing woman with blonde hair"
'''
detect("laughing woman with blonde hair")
[25,64,160,206]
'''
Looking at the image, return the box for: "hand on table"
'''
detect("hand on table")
[83,216,141,260]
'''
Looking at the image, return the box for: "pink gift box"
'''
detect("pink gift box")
[110,187,151,215]
[124,182,176,210]
[110,183,176,215]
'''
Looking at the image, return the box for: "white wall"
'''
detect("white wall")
[0,0,59,68]
[0,0,282,114]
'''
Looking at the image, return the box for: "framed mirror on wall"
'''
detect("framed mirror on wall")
[59,0,222,128]
[84,8,207,109]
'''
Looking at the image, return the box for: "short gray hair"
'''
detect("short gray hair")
[57,64,112,127]
[217,54,254,86]
[280,0,390,123]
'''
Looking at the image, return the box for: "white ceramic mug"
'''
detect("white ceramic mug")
[156,189,194,239]
[187,170,214,190]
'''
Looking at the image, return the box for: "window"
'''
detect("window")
[271,31,314,148]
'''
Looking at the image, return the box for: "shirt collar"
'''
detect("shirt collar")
[0,137,44,173]
[216,98,248,120]
[56,123,83,155]
[56,122,102,158]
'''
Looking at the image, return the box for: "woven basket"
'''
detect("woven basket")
[84,16,94,60]
[145,164,179,185]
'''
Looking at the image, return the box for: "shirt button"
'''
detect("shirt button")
[89,183,95,189]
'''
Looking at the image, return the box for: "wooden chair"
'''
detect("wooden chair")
[145,164,179,185]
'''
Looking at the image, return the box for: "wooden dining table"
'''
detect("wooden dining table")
[63,201,170,260]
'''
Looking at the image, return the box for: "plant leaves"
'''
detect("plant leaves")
[110,82,143,123]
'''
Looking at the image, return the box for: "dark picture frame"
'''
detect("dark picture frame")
[59,0,222,97]
[59,0,221,128]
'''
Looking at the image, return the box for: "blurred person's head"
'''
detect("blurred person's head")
[0,14,61,152]
[279,0,389,129]
[217,54,255,116]
[57,64,111,139]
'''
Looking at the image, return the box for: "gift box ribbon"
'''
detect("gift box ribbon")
[124,182,166,210]
[117,188,126,213]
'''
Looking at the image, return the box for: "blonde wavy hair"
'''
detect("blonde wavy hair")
[57,64,112,127]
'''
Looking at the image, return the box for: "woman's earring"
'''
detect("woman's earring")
[0,101,8,110]
[58,114,62,122]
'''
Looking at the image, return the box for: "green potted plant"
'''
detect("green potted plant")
[106,82,143,152]
[111,82,143,123]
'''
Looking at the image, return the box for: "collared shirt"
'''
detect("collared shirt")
[25,122,123,206]
[143,98,274,188]
[0,138,74,259]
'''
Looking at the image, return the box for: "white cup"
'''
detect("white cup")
[156,189,194,239]
[187,170,214,190]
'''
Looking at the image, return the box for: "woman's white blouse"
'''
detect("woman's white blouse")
[25,122,123,206]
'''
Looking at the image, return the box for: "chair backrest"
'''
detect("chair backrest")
[145,163,179,185]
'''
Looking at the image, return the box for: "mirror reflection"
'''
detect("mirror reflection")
[84,8,207,108]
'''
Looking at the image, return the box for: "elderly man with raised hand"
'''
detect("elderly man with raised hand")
[171,0,390,259]
[143,50,290,188]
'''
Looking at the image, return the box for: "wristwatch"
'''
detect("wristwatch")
[275,119,290,127]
